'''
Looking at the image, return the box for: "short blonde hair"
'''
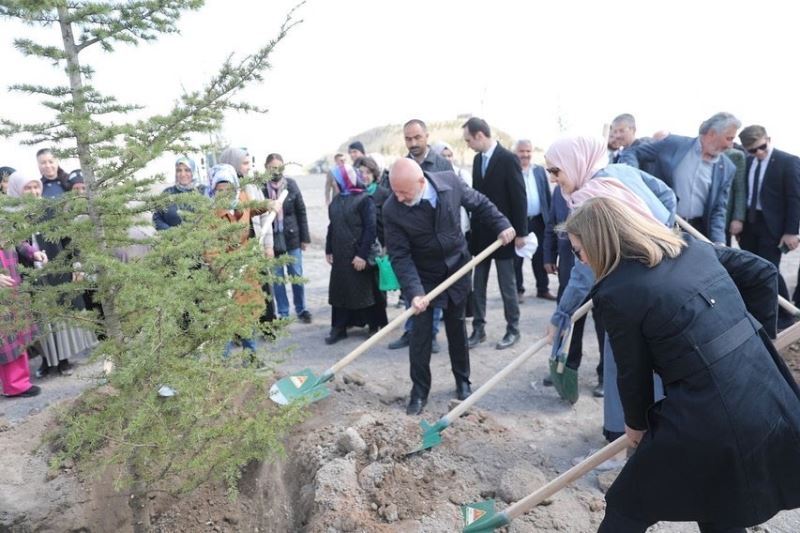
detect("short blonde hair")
[560,197,685,280]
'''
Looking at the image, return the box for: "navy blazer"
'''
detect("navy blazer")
[383,171,510,308]
[528,165,552,220]
[619,134,735,243]
[746,148,800,240]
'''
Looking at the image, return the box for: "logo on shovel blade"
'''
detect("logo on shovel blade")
[464,506,486,524]
[290,375,307,389]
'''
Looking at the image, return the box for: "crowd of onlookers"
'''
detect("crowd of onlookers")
[3,111,799,412]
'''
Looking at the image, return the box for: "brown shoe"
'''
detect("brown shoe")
[537,291,557,301]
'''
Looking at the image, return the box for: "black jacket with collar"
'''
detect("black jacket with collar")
[383,170,509,308]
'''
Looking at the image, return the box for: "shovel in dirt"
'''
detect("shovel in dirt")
[269,238,506,406]
[408,301,593,455]
[675,215,800,317]
[460,435,630,532]
[549,300,594,404]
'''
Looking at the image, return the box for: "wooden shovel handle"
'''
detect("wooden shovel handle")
[505,435,630,521]
[675,216,800,316]
[328,238,505,375]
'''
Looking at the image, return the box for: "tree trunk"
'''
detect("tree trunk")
[56,6,124,343]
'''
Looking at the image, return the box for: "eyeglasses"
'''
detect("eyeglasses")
[747,143,768,155]
[546,167,561,177]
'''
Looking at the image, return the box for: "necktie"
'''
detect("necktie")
[748,159,762,224]
[481,154,489,177]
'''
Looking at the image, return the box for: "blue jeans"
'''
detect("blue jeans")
[273,248,306,318]
[223,337,258,358]
[403,306,442,336]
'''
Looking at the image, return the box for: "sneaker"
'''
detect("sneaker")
[388,332,410,350]
[592,382,604,397]
[542,375,554,387]
[298,310,312,324]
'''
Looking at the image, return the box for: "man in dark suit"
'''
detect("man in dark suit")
[462,117,528,350]
[513,139,555,302]
[383,158,513,415]
[619,112,740,244]
[738,125,800,328]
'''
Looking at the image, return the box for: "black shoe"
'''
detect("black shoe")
[298,310,312,324]
[456,381,472,401]
[495,332,520,350]
[58,359,73,376]
[7,385,41,398]
[406,396,427,415]
[467,330,486,348]
[592,382,604,397]
[368,325,380,336]
[35,364,51,379]
[431,338,440,354]
[388,332,410,350]
[537,291,558,301]
[324,328,347,345]
[543,375,554,387]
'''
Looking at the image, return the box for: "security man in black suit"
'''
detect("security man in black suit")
[383,158,513,415]
[462,117,528,350]
[738,125,800,329]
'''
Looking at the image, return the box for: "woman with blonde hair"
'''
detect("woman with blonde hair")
[564,197,800,533]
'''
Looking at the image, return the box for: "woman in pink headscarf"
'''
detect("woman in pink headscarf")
[543,135,677,469]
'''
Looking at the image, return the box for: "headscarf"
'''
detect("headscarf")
[209,164,240,211]
[174,156,198,192]
[430,141,452,156]
[6,171,40,198]
[348,141,366,155]
[68,169,84,187]
[331,164,363,196]
[545,136,656,222]
[218,147,249,178]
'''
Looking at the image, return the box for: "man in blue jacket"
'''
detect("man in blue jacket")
[618,112,740,244]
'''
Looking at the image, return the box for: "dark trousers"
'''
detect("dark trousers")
[472,257,520,335]
[409,297,469,399]
[556,247,603,379]
[514,215,549,294]
[598,506,746,533]
[740,212,793,328]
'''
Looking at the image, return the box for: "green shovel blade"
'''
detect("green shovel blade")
[406,418,448,455]
[268,368,330,406]
[549,359,579,405]
[461,500,509,532]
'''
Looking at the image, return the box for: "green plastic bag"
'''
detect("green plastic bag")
[375,255,400,291]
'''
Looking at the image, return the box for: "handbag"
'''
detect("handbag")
[273,231,288,255]
[375,255,400,291]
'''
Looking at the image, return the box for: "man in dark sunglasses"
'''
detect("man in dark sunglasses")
[738,125,800,329]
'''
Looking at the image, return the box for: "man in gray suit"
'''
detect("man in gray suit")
[619,112,740,244]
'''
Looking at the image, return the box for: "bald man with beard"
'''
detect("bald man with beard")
[382,158,513,415]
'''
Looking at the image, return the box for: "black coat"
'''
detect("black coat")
[592,236,800,526]
[383,171,510,309]
[267,177,310,252]
[745,148,800,241]
[325,192,377,310]
[368,185,391,247]
[469,142,527,260]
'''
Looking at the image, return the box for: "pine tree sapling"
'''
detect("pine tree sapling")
[0,0,307,506]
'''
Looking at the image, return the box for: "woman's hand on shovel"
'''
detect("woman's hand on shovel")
[624,425,646,448]
[544,323,557,345]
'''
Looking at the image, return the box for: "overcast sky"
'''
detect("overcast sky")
[2,0,799,178]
